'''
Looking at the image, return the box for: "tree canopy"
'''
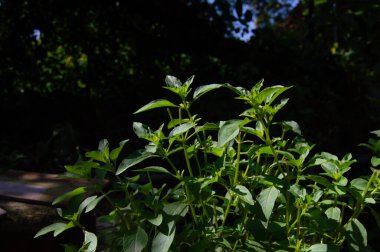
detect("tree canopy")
[0,0,380,170]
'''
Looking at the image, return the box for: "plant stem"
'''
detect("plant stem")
[183,143,194,176]
[233,133,242,186]
[185,186,198,227]
[104,194,131,230]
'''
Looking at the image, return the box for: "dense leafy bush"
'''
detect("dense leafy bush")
[36,76,380,251]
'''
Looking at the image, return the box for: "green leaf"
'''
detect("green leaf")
[193,84,222,101]
[133,122,153,138]
[306,175,333,189]
[371,130,380,137]
[151,221,176,252]
[163,202,188,217]
[134,166,171,174]
[64,161,98,178]
[371,156,380,167]
[257,186,280,224]
[123,227,148,252]
[147,214,163,226]
[151,228,176,252]
[169,123,194,138]
[289,184,306,200]
[116,151,155,175]
[98,139,109,153]
[53,221,75,237]
[168,118,190,129]
[85,150,106,163]
[350,178,368,191]
[223,83,248,96]
[217,119,248,147]
[34,222,67,238]
[134,99,177,114]
[235,185,255,205]
[52,187,86,205]
[82,231,97,252]
[110,139,129,161]
[78,195,98,215]
[364,197,376,204]
[307,244,339,252]
[256,85,291,105]
[85,195,105,213]
[165,75,182,87]
[282,121,302,135]
[346,218,367,251]
[321,162,339,175]
[325,207,341,222]
[184,75,195,86]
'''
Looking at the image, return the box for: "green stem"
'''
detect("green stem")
[185,186,198,227]
[183,143,194,177]
[233,133,242,186]
[260,117,282,175]
[104,194,131,230]
[343,170,378,229]
[222,192,233,226]
[165,155,179,175]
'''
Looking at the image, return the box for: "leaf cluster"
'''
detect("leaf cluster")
[36,75,380,252]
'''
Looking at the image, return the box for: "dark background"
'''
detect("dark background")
[1,0,379,173]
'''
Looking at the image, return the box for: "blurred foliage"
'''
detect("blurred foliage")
[0,0,380,170]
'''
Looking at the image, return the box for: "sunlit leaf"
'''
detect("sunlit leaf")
[34,222,68,238]
[134,99,177,114]
[235,185,255,205]
[257,186,280,225]
[81,231,97,252]
[165,75,182,87]
[116,151,155,175]
[52,187,86,205]
[193,84,222,101]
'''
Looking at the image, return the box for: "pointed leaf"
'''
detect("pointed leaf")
[165,75,182,87]
[134,166,171,174]
[85,150,106,163]
[346,218,367,251]
[169,123,194,138]
[134,99,177,114]
[321,162,339,175]
[82,231,97,252]
[151,228,176,252]
[52,187,86,205]
[256,85,291,105]
[217,119,247,147]
[123,227,148,252]
[163,202,188,217]
[85,195,105,213]
[257,186,280,224]
[193,84,222,100]
[235,185,255,205]
[116,151,155,175]
[110,140,129,161]
[282,121,302,135]
[147,214,163,226]
[34,222,67,238]
[371,130,380,137]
